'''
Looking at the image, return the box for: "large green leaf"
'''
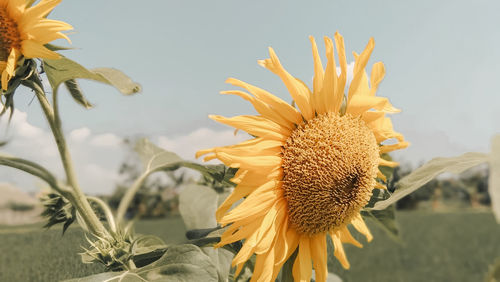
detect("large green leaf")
[134,139,237,187]
[66,244,219,282]
[489,135,500,223]
[134,138,183,173]
[131,235,168,268]
[372,152,489,210]
[42,57,141,108]
[179,184,219,230]
[179,184,234,282]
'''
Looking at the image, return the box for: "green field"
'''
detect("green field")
[0,211,499,282]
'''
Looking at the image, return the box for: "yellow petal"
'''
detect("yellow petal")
[347,38,374,101]
[375,182,387,189]
[350,214,373,242]
[310,234,328,282]
[6,0,26,19]
[309,36,324,114]
[2,49,20,90]
[333,32,348,109]
[339,226,362,248]
[347,95,400,116]
[275,220,300,265]
[369,62,385,96]
[377,170,387,182]
[210,139,283,158]
[219,217,262,248]
[362,110,385,124]
[379,158,399,168]
[321,36,342,114]
[225,78,302,125]
[220,90,294,130]
[220,181,280,224]
[20,0,60,25]
[215,151,282,170]
[254,199,287,254]
[292,236,312,282]
[331,231,350,269]
[238,168,282,186]
[215,184,254,221]
[367,116,405,143]
[209,115,290,141]
[250,248,276,282]
[258,47,314,121]
[21,39,60,59]
[380,141,410,154]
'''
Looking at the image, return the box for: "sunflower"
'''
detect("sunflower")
[0,0,72,90]
[197,32,409,281]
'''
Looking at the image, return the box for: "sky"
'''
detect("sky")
[1,0,500,194]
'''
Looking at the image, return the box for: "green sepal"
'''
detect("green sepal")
[39,190,76,235]
[1,59,38,119]
[44,43,74,51]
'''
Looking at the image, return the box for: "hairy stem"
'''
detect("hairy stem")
[31,75,107,236]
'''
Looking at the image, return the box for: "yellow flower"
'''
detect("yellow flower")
[0,0,72,90]
[197,32,409,282]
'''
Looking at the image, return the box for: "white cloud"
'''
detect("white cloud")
[90,133,122,147]
[155,127,248,160]
[69,127,91,142]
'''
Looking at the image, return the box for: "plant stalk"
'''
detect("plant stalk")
[116,172,149,224]
[33,75,108,236]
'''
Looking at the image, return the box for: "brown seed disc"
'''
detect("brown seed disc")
[0,8,22,61]
[282,112,379,235]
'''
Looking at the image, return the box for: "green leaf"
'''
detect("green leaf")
[361,205,400,242]
[489,135,500,223]
[179,184,234,282]
[134,138,183,173]
[42,57,141,108]
[179,184,219,230]
[93,68,142,95]
[372,152,489,210]
[64,79,93,109]
[140,244,219,281]
[131,235,168,268]
[69,244,219,282]
[134,139,236,187]
[63,271,129,282]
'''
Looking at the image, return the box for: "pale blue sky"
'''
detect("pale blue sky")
[2,0,500,192]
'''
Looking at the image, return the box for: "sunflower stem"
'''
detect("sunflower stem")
[32,73,108,237]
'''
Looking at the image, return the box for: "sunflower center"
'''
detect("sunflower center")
[281,112,379,235]
[0,7,22,62]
